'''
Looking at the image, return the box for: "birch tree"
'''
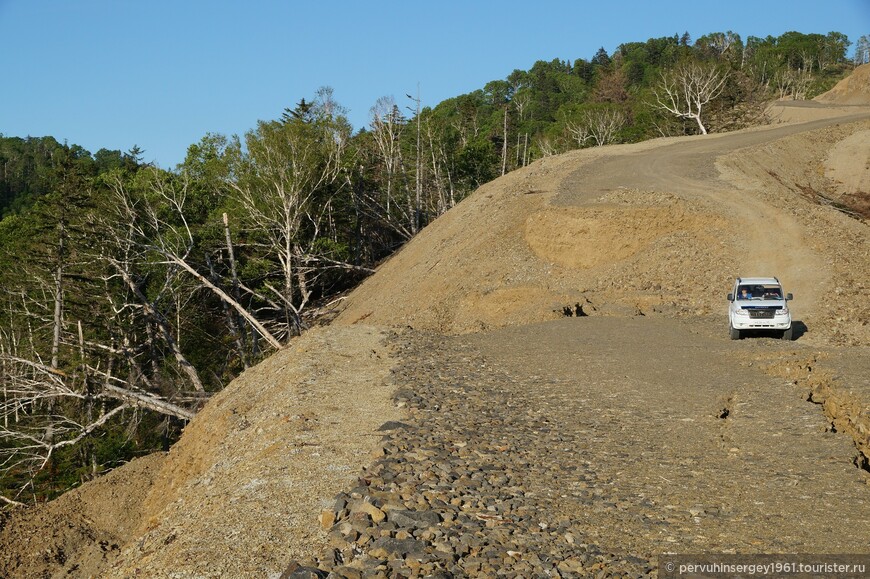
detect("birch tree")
[653,61,729,134]
[1,168,208,506]
[407,90,423,234]
[367,97,414,238]
[0,325,194,506]
[854,35,870,66]
[564,106,626,148]
[102,169,283,350]
[223,93,359,337]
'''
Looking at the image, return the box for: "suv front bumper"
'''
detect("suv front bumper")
[731,318,791,331]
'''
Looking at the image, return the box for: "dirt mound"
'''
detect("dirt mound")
[823,128,870,213]
[524,197,726,269]
[524,194,727,269]
[815,63,870,105]
[0,453,163,577]
[0,325,402,578]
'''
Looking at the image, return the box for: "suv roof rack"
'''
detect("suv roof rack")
[736,276,781,285]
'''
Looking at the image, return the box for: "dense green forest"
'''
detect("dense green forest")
[1,30,863,506]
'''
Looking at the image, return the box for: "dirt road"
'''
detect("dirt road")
[301,319,870,576]
[319,106,870,574]
[554,113,870,321]
[470,317,870,556]
[335,109,870,347]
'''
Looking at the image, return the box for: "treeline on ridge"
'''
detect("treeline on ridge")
[0,30,864,506]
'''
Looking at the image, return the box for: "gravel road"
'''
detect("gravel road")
[300,319,870,577]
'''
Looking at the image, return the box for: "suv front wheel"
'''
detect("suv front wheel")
[730,324,742,340]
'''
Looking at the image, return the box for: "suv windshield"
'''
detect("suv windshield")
[737,285,782,300]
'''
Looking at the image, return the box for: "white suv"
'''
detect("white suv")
[727,277,793,340]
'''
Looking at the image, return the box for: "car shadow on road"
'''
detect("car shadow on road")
[792,320,808,340]
[744,321,808,341]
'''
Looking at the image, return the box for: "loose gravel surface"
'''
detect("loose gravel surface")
[296,320,870,578]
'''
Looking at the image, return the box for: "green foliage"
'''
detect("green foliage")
[807,62,854,98]
[457,139,499,189]
[0,137,148,218]
[420,30,857,164]
[1,409,174,503]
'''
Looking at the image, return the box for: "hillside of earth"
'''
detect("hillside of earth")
[1,65,869,578]
[336,65,870,345]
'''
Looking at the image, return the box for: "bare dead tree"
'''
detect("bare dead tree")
[105,170,283,350]
[564,108,625,148]
[224,117,349,338]
[565,118,593,148]
[369,97,406,220]
[0,336,193,505]
[513,91,531,123]
[772,67,813,100]
[704,31,740,57]
[854,36,870,66]
[500,104,509,176]
[425,119,455,215]
[105,256,205,392]
[450,107,481,149]
[535,136,559,157]
[218,212,250,369]
[407,89,423,234]
[521,133,530,167]
[50,221,64,371]
[0,250,200,507]
[0,165,272,506]
[653,61,729,135]
[355,99,421,242]
[587,108,625,147]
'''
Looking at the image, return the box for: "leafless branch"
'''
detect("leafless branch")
[653,62,729,135]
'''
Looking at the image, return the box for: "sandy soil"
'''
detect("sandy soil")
[2,325,402,578]
[1,65,868,578]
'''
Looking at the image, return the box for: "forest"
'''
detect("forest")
[1,30,866,507]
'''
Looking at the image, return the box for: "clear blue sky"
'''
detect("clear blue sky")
[2,0,867,169]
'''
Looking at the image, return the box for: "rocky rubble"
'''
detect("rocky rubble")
[280,315,870,579]
[284,331,654,578]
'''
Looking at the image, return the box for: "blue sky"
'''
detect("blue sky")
[2,0,867,169]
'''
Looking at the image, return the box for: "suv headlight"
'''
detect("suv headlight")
[775,308,789,316]
[735,309,750,317]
